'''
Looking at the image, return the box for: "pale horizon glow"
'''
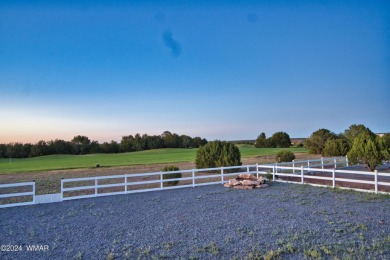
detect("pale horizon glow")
[1,1,389,144]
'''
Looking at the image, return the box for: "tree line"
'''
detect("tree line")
[304,124,390,171]
[0,131,208,159]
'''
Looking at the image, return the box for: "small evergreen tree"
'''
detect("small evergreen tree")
[347,132,384,171]
[322,139,349,157]
[161,165,182,187]
[275,150,295,162]
[195,141,241,168]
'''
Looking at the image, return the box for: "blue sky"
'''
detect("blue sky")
[1,0,389,143]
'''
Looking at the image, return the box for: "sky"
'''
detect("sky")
[0,0,389,143]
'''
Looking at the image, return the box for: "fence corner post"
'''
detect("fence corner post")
[375,170,378,194]
[301,166,304,184]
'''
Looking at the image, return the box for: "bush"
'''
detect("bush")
[347,132,384,171]
[195,141,241,168]
[322,139,349,156]
[161,165,182,187]
[275,150,295,162]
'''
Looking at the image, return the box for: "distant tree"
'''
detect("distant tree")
[0,144,6,158]
[48,139,74,154]
[89,141,100,153]
[305,129,337,154]
[192,137,208,148]
[344,124,375,146]
[347,132,384,171]
[133,133,145,151]
[71,135,91,155]
[180,135,193,148]
[269,132,291,148]
[144,135,164,150]
[255,132,267,148]
[120,135,135,152]
[322,139,349,157]
[195,140,241,168]
[31,140,50,157]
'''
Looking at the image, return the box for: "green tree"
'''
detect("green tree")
[347,132,384,171]
[255,132,267,148]
[305,129,337,154]
[195,140,241,168]
[71,135,91,154]
[269,132,291,148]
[322,139,349,157]
[344,124,375,146]
[31,140,50,157]
[380,134,390,160]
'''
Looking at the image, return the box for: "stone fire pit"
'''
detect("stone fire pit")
[223,174,268,190]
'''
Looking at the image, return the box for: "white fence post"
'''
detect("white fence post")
[95,179,98,195]
[334,158,337,168]
[192,169,195,188]
[61,178,64,201]
[307,160,310,168]
[221,168,224,184]
[332,169,336,188]
[346,156,349,167]
[375,170,378,194]
[247,166,250,173]
[125,174,128,194]
[256,163,259,178]
[292,160,295,174]
[160,172,163,189]
[321,158,324,169]
[32,180,36,204]
[301,166,304,184]
[272,165,276,181]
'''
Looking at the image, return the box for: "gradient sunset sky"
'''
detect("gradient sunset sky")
[1,0,389,143]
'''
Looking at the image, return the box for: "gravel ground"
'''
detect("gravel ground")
[1,182,390,259]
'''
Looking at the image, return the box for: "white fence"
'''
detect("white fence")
[0,182,35,208]
[2,156,389,208]
[61,157,350,201]
[61,165,259,201]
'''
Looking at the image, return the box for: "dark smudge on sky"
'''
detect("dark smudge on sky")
[162,31,181,57]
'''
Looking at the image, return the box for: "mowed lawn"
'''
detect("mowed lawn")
[0,146,306,174]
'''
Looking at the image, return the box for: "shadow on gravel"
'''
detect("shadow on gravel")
[1,182,390,259]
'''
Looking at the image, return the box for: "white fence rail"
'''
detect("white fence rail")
[0,182,35,208]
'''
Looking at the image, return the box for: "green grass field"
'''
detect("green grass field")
[0,146,306,174]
